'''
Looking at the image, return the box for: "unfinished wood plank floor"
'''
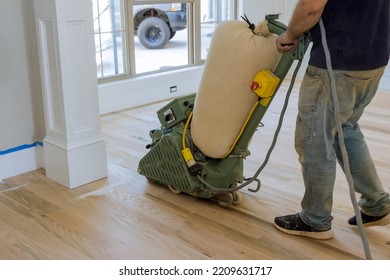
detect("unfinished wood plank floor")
[1,77,390,260]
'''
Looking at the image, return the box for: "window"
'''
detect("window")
[132,1,190,74]
[200,0,234,60]
[93,0,127,79]
[93,0,236,81]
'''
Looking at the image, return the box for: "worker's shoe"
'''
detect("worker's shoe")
[348,212,390,227]
[274,213,334,240]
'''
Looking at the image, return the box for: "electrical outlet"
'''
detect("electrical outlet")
[170,86,177,93]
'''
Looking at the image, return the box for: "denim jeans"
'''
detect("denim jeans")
[296,65,390,230]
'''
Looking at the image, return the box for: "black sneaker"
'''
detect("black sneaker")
[348,212,390,227]
[274,213,334,240]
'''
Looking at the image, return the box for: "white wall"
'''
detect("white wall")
[0,0,45,180]
[237,0,293,24]
[0,0,45,150]
[381,64,390,90]
[98,67,203,115]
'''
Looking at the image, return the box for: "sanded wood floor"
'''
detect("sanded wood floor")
[1,77,389,260]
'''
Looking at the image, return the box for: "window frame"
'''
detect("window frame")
[95,0,237,83]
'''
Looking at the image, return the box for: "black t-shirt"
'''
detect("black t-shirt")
[309,0,390,70]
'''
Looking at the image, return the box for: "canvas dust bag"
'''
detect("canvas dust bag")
[191,20,282,158]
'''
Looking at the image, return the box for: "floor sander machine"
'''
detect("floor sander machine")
[137,14,308,206]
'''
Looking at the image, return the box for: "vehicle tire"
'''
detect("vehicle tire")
[137,17,170,49]
[170,30,176,40]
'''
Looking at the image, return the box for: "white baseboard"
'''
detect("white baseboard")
[0,143,44,182]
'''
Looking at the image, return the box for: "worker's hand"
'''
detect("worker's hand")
[276,32,299,53]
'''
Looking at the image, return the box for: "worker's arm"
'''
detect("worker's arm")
[276,0,328,52]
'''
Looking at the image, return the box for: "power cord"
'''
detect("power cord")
[319,19,372,260]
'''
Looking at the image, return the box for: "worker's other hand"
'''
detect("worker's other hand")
[276,32,299,53]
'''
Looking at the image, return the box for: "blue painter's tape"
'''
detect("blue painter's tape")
[0,141,43,156]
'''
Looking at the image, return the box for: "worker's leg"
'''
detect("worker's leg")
[333,68,390,217]
[295,65,338,230]
[274,66,390,237]
[274,66,336,239]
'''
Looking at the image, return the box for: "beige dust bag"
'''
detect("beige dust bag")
[191,20,282,158]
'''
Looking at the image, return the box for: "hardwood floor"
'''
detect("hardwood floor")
[1,77,390,260]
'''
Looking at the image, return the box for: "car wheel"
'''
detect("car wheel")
[137,17,170,49]
[170,30,176,40]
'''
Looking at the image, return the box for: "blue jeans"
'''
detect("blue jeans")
[296,65,390,230]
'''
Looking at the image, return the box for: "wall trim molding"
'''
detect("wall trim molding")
[0,144,44,182]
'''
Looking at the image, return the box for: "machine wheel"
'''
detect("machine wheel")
[168,185,182,194]
[146,178,156,183]
[214,191,243,207]
[137,17,170,49]
[232,191,243,205]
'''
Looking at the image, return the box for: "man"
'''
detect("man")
[274,0,390,240]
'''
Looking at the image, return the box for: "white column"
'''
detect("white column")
[34,0,107,188]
